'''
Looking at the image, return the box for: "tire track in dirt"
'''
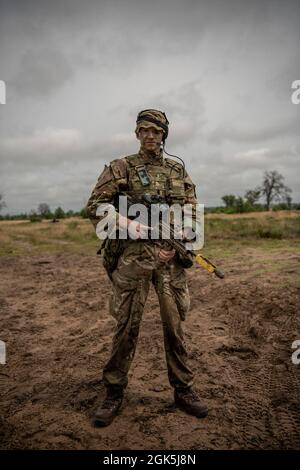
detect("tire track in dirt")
[1,254,299,449]
[266,307,300,449]
[220,283,300,449]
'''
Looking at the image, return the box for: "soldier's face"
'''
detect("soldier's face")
[137,126,164,152]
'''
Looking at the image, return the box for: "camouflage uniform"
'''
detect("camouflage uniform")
[87,116,198,393]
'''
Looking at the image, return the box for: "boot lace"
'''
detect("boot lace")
[178,388,200,403]
[103,395,122,409]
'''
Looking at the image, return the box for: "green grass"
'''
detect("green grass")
[0,215,300,258]
[205,216,300,240]
[1,216,299,289]
[0,219,99,256]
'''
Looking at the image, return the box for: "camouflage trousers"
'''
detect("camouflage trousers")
[102,241,194,391]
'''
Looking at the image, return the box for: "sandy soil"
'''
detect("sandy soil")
[0,250,299,450]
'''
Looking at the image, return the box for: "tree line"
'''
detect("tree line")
[0,170,298,220]
[212,170,296,214]
[0,199,88,221]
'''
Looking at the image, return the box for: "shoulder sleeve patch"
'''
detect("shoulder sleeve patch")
[110,158,128,180]
[95,164,112,186]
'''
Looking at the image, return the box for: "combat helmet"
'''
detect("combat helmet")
[135,109,169,142]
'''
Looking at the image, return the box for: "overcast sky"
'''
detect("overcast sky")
[0,0,299,214]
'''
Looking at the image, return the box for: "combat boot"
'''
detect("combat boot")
[94,388,124,427]
[174,388,208,418]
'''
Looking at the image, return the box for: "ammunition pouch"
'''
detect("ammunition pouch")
[166,177,185,204]
[102,237,126,281]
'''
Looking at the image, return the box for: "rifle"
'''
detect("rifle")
[122,193,224,279]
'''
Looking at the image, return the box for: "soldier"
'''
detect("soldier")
[86,109,208,426]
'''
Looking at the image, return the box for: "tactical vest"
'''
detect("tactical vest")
[101,152,191,278]
[110,153,186,204]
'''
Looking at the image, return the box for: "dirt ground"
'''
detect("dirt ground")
[0,246,300,450]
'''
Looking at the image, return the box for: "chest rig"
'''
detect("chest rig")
[102,153,188,273]
[119,153,186,205]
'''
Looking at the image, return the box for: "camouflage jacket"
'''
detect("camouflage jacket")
[86,148,199,246]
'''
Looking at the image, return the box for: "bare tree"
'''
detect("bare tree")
[260,170,292,211]
[37,203,51,217]
[244,188,261,206]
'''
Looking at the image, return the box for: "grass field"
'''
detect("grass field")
[0,211,299,251]
[0,211,299,262]
[1,211,299,287]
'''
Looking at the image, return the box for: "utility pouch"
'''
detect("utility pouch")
[166,177,185,202]
[102,237,126,281]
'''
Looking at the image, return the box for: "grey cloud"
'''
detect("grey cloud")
[208,117,300,145]
[2,0,299,39]
[1,0,300,212]
[194,144,300,174]
[184,140,299,206]
[129,80,206,147]
[10,47,74,98]
[0,127,136,171]
[0,126,138,213]
[2,0,300,100]
[266,58,300,103]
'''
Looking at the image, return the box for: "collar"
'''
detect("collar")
[138,147,164,165]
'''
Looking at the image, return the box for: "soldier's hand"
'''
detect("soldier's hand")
[158,248,176,262]
[175,227,195,241]
[127,219,152,239]
[118,215,150,238]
